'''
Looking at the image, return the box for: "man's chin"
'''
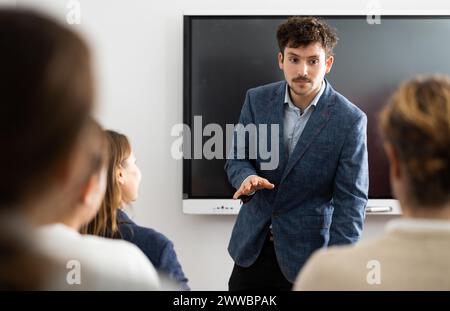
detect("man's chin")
[291,87,311,97]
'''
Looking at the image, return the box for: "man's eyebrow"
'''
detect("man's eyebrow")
[286,52,320,59]
[286,52,300,57]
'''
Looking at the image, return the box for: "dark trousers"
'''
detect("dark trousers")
[228,233,293,291]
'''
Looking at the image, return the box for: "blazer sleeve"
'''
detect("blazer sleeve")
[158,239,190,291]
[329,113,369,246]
[224,90,258,190]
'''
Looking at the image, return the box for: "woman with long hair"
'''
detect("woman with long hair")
[83,130,190,290]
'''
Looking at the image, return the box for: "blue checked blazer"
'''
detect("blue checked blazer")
[225,80,369,282]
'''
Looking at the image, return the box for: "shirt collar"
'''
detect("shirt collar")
[386,217,450,234]
[284,79,326,112]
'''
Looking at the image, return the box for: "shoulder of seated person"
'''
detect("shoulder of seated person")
[82,234,148,254]
[146,230,175,252]
[122,223,173,245]
[296,239,395,291]
[301,243,369,274]
[311,240,378,264]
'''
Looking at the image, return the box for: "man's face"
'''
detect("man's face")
[278,42,333,99]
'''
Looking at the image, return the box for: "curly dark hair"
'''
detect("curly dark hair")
[276,16,338,57]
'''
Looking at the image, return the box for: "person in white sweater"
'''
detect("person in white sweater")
[0,10,159,290]
[294,75,450,291]
[37,224,160,290]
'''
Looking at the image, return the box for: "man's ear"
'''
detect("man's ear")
[278,52,284,70]
[325,55,334,74]
[384,143,401,180]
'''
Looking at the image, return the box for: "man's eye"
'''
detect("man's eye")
[289,58,298,64]
[309,59,319,65]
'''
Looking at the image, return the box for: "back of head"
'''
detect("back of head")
[73,119,110,225]
[0,8,94,208]
[82,130,131,237]
[380,75,450,208]
[75,119,110,193]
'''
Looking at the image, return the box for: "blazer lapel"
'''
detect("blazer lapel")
[280,80,336,183]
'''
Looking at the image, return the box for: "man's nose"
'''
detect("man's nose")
[297,61,308,77]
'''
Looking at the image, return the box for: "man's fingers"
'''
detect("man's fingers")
[234,177,275,199]
[233,189,242,200]
[234,184,251,199]
[261,179,275,189]
[245,184,252,193]
[263,183,275,189]
[250,179,275,191]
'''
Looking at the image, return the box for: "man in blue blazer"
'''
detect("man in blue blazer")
[225,17,369,290]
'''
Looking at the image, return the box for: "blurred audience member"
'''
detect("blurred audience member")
[0,9,159,290]
[294,75,450,290]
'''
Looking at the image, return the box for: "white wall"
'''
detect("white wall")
[12,0,449,290]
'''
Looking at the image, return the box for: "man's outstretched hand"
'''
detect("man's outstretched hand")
[233,175,275,200]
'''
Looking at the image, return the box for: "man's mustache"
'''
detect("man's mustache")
[293,76,311,83]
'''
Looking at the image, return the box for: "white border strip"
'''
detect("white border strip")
[182,10,450,16]
[183,199,401,215]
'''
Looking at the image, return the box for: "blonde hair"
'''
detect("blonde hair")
[379,75,450,207]
[81,130,131,237]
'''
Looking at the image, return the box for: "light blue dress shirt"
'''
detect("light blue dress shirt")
[283,80,326,156]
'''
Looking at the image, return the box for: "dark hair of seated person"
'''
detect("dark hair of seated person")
[0,8,95,289]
